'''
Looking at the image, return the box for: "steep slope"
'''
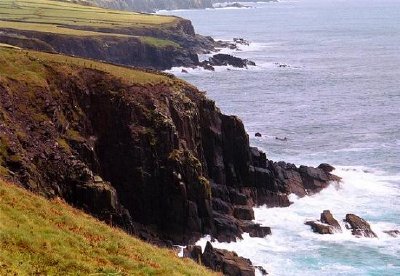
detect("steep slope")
[0,46,339,246]
[0,178,216,275]
[0,0,213,69]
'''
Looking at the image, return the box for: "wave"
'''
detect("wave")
[195,166,400,275]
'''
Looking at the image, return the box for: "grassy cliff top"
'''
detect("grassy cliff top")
[0,45,186,86]
[0,178,216,275]
[0,0,177,27]
[0,0,181,47]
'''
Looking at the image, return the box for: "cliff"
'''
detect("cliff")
[74,0,277,12]
[0,46,339,246]
[0,0,214,70]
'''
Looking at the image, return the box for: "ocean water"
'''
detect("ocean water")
[160,1,400,275]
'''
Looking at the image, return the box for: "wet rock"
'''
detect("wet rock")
[344,214,377,238]
[233,206,254,221]
[202,242,255,276]
[305,220,334,234]
[318,163,335,173]
[233,37,250,46]
[383,230,400,237]
[241,222,271,238]
[321,210,342,232]
[255,266,268,275]
[255,132,262,137]
[207,54,256,68]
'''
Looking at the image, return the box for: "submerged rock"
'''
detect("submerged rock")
[383,230,400,237]
[344,214,377,238]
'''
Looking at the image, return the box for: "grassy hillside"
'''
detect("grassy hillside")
[0,178,216,275]
[0,45,177,86]
[0,0,181,48]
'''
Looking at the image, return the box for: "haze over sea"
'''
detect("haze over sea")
[160,1,400,275]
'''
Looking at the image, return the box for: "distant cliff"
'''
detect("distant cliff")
[0,0,216,70]
[73,0,276,12]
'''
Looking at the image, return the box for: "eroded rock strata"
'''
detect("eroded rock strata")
[0,51,339,248]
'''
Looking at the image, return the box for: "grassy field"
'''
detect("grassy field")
[0,178,216,275]
[0,45,187,86]
[0,0,181,47]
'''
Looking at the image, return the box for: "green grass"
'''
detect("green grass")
[0,178,217,275]
[0,0,181,48]
[0,46,184,86]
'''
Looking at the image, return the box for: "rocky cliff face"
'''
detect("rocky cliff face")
[0,49,339,245]
[0,20,209,70]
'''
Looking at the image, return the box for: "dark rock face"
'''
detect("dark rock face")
[0,58,340,246]
[305,221,334,235]
[321,210,342,232]
[200,54,256,70]
[0,17,215,70]
[201,242,255,276]
[344,214,377,238]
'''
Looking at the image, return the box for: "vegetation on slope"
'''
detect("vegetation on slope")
[0,45,176,86]
[0,0,182,48]
[0,178,216,275]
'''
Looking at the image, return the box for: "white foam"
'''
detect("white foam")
[195,166,400,275]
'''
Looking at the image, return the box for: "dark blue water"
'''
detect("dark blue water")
[161,1,400,275]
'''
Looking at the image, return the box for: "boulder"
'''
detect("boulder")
[202,242,255,276]
[383,230,400,237]
[320,210,342,232]
[255,132,262,137]
[344,214,377,238]
[305,221,334,234]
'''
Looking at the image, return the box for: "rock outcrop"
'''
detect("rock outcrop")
[305,210,341,235]
[200,54,256,70]
[305,221,334,235]
[0,48,340,246]
[321,210,342,232]
[344,214,377,238]
[185,242,256,276]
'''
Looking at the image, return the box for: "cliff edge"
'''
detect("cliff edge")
[0,46,339,246]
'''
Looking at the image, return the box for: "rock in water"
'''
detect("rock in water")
[383,230,400,237]
[305,221,334,234]
[202,242,255,276]
[344,214,377,238]
[321,210,342,232]
[208,53,256,68]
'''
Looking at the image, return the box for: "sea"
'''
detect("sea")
[159,1,400,275]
